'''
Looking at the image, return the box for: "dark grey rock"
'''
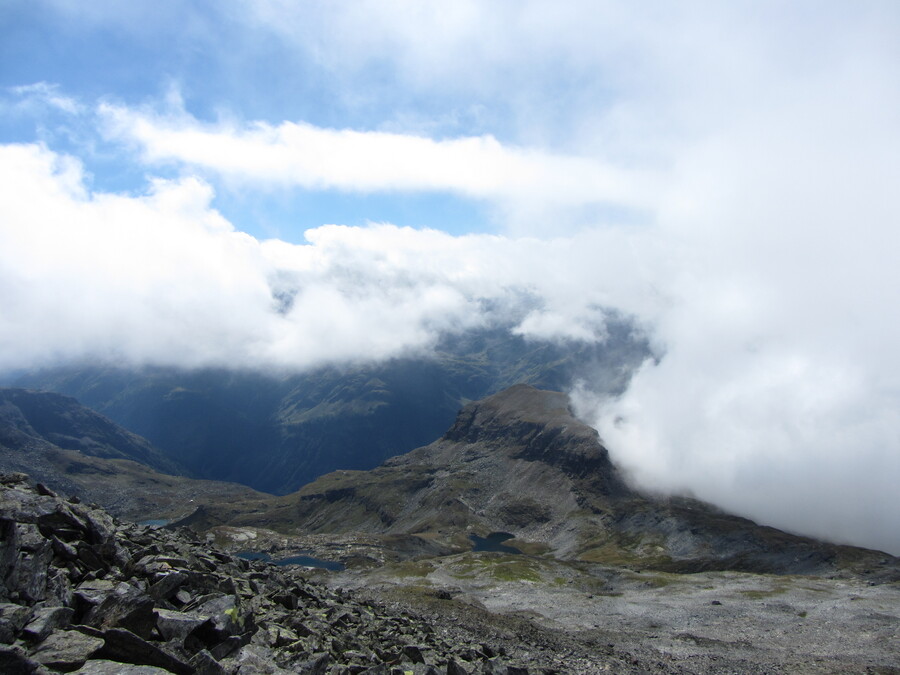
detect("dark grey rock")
[155,608,209,643]
[403,644,426,663]
[0,643,45,674]
[93,628,193,675]
[70,659,172,674]
[446,660,470,675]
[28,629,103,670]
[187,648,226,675]
[148,571,188,601]
[0,602,32,643]
[297,651,332,674]
[83,583,156,638]
[21,606,74,642]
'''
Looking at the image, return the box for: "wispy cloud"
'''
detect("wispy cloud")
[98,102,657,216]
[9,82,84,114]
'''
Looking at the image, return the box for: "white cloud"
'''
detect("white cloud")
[98,102,657,218]
[8,82,84,115]
[0,142,651,373]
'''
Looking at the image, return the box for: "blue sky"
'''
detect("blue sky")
[2,1,900,553]
[1,0,616,239]
[0,1,492,237]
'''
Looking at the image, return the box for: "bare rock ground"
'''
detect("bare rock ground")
[325,552,900,674]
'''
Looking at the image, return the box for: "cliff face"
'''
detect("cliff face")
[217,385,899,577]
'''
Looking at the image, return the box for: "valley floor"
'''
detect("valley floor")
[321,553,900,674]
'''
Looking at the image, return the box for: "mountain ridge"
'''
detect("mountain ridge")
[199,385,898,578]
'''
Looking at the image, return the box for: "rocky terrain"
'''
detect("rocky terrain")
[1,383,898,673]
[6,473,896,675]
[0,473,561,674]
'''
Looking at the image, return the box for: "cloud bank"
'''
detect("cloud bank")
[0,142,655,372]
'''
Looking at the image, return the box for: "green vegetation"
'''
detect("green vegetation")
[389,560,435,578]
[447,553,543,583]
[739,585,789,600]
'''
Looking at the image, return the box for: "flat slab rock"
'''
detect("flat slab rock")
[71,660,174,674]
[29,629,104,670]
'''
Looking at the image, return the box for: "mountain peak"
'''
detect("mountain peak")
[441,384,620,481]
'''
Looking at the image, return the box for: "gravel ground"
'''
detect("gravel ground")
[323,553,900,674]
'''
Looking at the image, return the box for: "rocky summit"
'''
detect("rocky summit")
[0,473,549,674]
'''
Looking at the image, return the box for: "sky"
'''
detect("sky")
[1,1,899,555]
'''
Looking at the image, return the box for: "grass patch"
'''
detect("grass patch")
[510,540,552,556]
[446,553,544,583]
[389,560,435,578]
[489,559,542,583]
[739,586,789,600]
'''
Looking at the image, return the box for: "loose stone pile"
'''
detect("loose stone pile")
[0,474,537,674]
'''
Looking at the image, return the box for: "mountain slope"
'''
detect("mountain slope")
[215,385,898,577]
[0,387,270,521]
[0,388,183,474]
[11,322,650,493]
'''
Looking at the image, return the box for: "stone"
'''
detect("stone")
[413,666,441,675]
[70,660,172,674]
[148,572,188,601]
[0,602,32,643]
[297,652,332,675]
[0,643,44,675]
[21,606,74,642]
[93,628,193,675]
[188,648,226,675]
[402,644,426,663]
[446,659,470,675]
[83,583,157,638]
[155,608,210,643]
[28,629,104,670]
[74,579,118,604]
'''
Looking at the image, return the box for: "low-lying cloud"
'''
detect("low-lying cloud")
[0,142,655,373]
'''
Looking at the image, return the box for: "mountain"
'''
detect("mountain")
[203,385,898,577]
[10,322,650,493]
[0,388,182,475]
[0,387,270,521]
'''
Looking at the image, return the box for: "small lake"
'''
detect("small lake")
[469,532,522,554]
[139,519,170,527]
[237,551,345,571]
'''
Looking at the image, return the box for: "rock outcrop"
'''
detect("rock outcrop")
[0,473,540,674]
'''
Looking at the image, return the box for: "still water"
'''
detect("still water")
[237,551,345,571]
[469,532,522,554]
